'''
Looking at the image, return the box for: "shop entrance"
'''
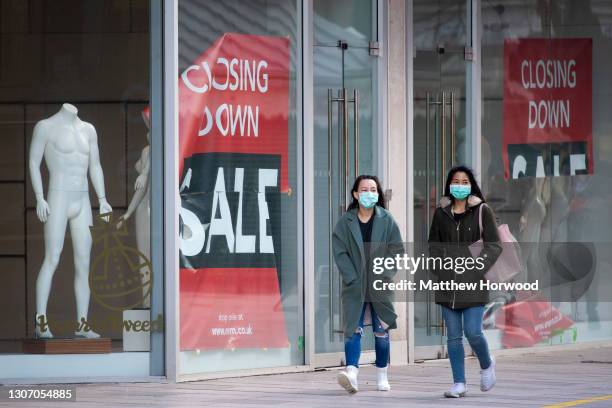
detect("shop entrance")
[312,0,381,367]
[412,0,469,360]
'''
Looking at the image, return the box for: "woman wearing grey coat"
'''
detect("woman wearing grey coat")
[332,175,404,394]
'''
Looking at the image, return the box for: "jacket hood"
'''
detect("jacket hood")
[439,195,483,208]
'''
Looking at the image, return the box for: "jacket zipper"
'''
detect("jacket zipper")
[442,207,468,309]
[452,219,460,309]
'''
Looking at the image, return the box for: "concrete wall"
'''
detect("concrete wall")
[386,0,410,365]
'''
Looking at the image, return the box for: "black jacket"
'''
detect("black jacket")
[427,195,502,309]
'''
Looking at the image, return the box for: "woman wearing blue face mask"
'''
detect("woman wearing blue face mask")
[428,165,502,398]
[332,175,403,394]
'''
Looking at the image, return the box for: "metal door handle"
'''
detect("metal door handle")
[437,92,456,194]
[327,89,334,341]
[353,89,359,180]
[426,92,432,336]
[343,88,349,211]
[340,89,360,211]
[425,91,455,336]
[441,92,446,191]
[327,88,360,341]
[450,92,455,167]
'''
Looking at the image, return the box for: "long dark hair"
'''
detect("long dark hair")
[347,175,387,211]
[443,165,485,203]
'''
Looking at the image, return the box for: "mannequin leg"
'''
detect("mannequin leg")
[35,192,69,338]
[70,195,97,338]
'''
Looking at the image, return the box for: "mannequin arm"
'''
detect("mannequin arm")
[118,147,150,229]
[29,122,47,200]
[134,146,150,191]
[29,123,50,223]
[123,185,147,221]
[88,125,112,215]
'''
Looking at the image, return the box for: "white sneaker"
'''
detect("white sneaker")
[444,382,467,398]
[480,355,496,392]
[337,365,358,394]
[377,366,391,391]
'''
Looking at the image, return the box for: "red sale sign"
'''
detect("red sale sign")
[178,33,290,351]
[502,38,592,179]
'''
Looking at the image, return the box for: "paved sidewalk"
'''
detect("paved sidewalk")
[2,344,612,408]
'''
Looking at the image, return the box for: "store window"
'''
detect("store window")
[177,0,303,374]
[481,0,612,349]
[0,0,161,379]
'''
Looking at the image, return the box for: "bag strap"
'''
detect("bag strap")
[478,203,486,239]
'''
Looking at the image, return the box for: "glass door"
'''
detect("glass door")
[413,0,468,360]
[313,0,379,367]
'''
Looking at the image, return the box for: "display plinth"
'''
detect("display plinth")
[23,338,112,354]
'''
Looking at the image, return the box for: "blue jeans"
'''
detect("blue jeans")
[441,305,492,384]
[345,303,390,368]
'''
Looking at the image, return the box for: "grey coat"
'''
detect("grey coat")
[332,205,404,337]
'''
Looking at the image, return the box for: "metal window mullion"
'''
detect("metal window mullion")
[149,0,165,378]
[466,0,482,183]
[162,0,179,383]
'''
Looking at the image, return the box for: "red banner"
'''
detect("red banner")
[178,33,290,351]
[502,38,592,179]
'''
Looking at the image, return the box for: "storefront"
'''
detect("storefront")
[0,0,165,381]
[411,0,612,359]
[0,0,610,383]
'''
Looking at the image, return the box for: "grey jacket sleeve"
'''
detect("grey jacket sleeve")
[384,215,405,280]
[332,220,359,285]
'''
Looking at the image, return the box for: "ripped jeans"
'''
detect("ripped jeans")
[345,303,390,368]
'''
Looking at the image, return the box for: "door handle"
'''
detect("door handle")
[436,92,456,196]
[327,88,360,341]
[327,89,359,216]
[340,89,359,212]
[425,91,455,336]
[450,92,456,167]
[353,89,359,180]
[441,92,456,185]
[425,92,436,336]
[327,89,335,341]
[343,88,350,212]
[441,91,446,194]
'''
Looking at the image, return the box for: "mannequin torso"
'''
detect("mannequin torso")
[39,105,93,192]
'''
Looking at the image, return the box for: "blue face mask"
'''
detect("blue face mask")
[358,191,378,209]
[449,184,471,200]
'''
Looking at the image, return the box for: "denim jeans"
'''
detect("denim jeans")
[441,305,492,384]
[345,303,390,368]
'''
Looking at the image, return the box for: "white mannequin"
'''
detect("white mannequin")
[29,103,113,339]
[117,109,151,308]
